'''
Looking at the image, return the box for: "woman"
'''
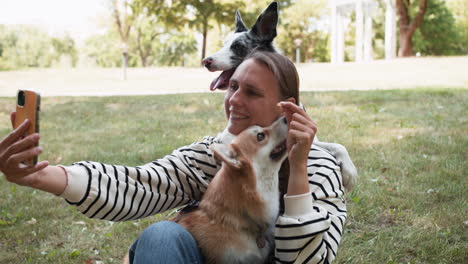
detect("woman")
[0,51,349,263]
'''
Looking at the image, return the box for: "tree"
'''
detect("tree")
[413,0,463,55]
[132,0,186,66]
[51,35,78,67]
[134,13,165,67]
[276,0,328,62]
[396,0,428,57]
[155,32,197,66]
[110,0,137,77]
[84,31,126,67]
[178,0,242,60]
[0,25,78,70]
[447,0,468,53]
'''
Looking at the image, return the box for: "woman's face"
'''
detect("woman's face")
[224,58,284,135]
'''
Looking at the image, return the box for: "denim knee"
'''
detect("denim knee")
[138,221,192,245]
[129,221,203,264]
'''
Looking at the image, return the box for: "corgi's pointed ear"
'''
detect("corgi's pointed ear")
[211,143,242,169]
[250,2,278,41]
[235,10,248,33]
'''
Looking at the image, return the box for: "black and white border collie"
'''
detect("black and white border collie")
[202,2,278,91]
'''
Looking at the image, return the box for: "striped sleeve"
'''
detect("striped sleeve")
[274,145,347,263]
[59,137,220,222]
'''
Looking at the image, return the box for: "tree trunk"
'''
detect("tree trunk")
[398,30,414,57]
[396,0,428,57]
[201,21,208,61]
[136,29,146,67]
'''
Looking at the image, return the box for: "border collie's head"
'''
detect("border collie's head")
[202,2,279,91]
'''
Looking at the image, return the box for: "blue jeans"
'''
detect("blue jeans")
[129,221,204,264]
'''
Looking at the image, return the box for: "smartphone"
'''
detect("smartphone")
[14,89,41,165]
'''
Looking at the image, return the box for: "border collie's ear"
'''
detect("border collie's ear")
[211,144,242,169]
[235,10,248,33]
[250,2,278,41]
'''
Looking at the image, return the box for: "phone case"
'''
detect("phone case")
[14,90,41,165]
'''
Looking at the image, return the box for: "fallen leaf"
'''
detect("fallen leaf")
[26,217,37,225]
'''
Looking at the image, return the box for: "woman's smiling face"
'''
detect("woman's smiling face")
[224,58,284,135]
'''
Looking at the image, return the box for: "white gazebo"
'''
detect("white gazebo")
[330,0,397,63]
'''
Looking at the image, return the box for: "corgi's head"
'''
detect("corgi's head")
[211,116,288,182]
[202,2,279,91]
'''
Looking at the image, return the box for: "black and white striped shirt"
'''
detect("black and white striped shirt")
[59,135,347,263]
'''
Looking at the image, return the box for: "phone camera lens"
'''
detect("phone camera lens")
[17,91,25,106]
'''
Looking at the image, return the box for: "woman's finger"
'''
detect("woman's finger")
[10,112,16,128]
[6,147,42,168]
[0,119,30,150]
[23,161,49,176]
[288,129,311,148]
[278,103,293,124]
[289,123,314,142]
[4,133,40,158]
[290,112,314,125]
[289,120,309,133]
[280,101,306,115]
[290,113,317,132]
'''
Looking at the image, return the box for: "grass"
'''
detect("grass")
[0,88,467,263]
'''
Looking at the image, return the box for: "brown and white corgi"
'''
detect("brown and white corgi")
[174,117,288,263]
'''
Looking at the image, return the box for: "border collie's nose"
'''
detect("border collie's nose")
[202,57,213,69]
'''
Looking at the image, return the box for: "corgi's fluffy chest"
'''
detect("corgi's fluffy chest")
[176,117,288,264]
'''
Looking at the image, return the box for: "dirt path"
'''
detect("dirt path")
[0,56,466,97]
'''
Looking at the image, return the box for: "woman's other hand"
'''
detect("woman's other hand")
[279,102,317,195]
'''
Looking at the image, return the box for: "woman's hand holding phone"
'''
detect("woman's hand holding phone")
[0,112,49,187]
[0,100,67,195]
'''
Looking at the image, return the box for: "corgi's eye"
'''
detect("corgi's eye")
[257,132,265,142]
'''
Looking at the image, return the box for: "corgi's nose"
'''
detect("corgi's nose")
[202,57,213,69]
[281,116,287,124]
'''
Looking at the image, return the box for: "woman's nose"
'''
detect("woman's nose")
[228,90,242,107]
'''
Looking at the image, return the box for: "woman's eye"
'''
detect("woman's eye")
[257,132,265,142]
[248,90,260,97]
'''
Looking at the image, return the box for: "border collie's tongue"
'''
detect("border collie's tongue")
[210,68,236,91]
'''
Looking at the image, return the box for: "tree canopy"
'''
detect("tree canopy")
[0,0,466,70]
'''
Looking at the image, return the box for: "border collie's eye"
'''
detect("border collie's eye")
[231,43,247,57]
[257,132,265,142]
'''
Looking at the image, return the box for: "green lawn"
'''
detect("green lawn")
[0,88,467,263]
